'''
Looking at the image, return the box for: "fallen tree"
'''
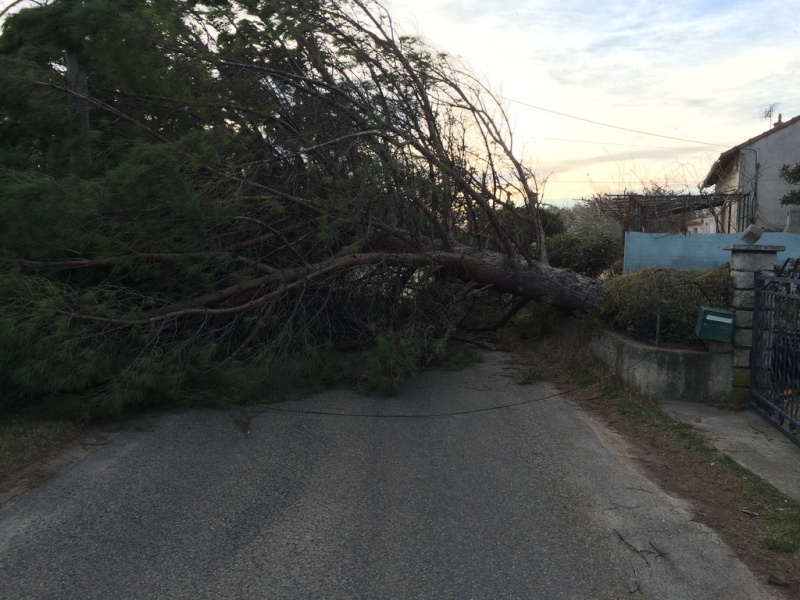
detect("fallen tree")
[0,0,605,418]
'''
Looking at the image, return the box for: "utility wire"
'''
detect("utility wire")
[260,385,581,419]
[531,136,701,150]
[258,318,706,420]
[550,180,685,184]
[502,97,730,148]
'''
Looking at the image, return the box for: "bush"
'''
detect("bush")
[601,266,730,345]
[547,233,622,277]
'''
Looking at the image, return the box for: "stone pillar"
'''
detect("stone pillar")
[785,207,800,233]
[724,245,784,405]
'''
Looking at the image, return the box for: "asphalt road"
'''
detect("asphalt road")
[0,352,774,599]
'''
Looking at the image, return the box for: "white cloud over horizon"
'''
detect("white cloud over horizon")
[391,0,800,201]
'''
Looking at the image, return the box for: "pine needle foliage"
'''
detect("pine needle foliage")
[1,0,562,419]
[779,163,800,206]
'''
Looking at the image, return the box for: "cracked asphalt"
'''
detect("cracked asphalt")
[0,352,775,599]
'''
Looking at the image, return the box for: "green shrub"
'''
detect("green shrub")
[601,266,730,345]
[547,233,622,277]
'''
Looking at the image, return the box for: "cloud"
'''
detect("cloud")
[392,0,800,200]
[432,0,794,101]
[549,145,712,172]
[438,0,534,22]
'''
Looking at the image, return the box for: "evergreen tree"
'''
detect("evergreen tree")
[779,163,800,205]
[0,0,603,419]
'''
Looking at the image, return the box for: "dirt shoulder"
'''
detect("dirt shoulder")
[0,420,113,510]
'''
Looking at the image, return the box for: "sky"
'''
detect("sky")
[2,0,798,205]
[389,0,800,204]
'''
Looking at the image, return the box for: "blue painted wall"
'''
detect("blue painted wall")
[623,232,800,272]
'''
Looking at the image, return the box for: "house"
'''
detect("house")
[700,114,800,233]
[686,211,716,234]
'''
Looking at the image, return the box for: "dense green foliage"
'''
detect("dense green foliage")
[601,266,730,345]
[0,0,554,419]
[779,163,800,206]
[546,233,622,277]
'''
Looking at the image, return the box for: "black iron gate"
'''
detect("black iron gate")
[751,258,800,445]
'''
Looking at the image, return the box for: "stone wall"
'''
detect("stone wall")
[725,245,784,405]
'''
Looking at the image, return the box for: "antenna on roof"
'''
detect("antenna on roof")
[763,103,779,128]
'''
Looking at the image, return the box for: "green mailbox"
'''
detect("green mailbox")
[695,306,735,343]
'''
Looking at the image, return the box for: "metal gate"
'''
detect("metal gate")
[751,258,800,445]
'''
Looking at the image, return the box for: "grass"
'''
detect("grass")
[516,364,544,385]
[0,417,80,482]
[764,538,798,554]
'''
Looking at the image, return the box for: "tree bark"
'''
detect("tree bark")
[423,250,605,312]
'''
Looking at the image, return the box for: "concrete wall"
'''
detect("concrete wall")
[589,329,733,405]
[623,231,800,272]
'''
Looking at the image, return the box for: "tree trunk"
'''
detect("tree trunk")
[223,250,607,314]
[439,251,605,312]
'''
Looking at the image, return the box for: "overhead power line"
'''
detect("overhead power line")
[256,318,704,420]
[504,97,730,148]
[550,180,678,184]
[531,136,696,150]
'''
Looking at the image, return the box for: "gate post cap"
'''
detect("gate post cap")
[741,224,764,244]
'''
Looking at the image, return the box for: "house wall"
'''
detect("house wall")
[741,122,800,232]
[717,157,741,194]
[716,158,741,233]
